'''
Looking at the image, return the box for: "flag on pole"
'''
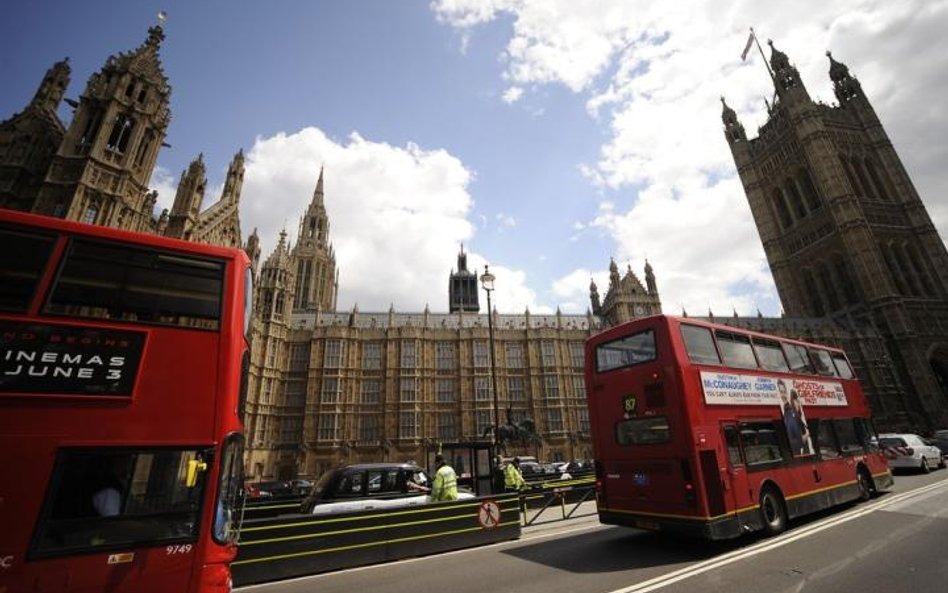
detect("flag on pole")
[741,29,755,61]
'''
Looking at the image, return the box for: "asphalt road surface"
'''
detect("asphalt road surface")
[239,471,948,593]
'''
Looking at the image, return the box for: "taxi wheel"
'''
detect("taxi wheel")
[920,457,931,474]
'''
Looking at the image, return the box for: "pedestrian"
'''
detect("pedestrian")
[429,454,459,502]
[504,457,526,492]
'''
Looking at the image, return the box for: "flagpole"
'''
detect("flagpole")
[750,28,775,82]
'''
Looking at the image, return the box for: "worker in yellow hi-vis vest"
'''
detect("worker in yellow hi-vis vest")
[504,457,526,492]
[429,454,459,502]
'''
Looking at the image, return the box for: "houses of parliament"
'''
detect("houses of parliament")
[3,23,946,481]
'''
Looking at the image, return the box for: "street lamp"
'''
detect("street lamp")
[480,265,501,449]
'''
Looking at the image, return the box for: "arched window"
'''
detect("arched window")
[83,203,99,224]
[839,156,863,196]
[106,114,135,153]
[852,158,877,200]
[894,243,923,296]
[907,244,939,297]
[882,243,908,295]
[797,168,822,211]
[864,158,891,201]
[834,258,859,304]
[772,188,793,229]
[803,269,825,316]
[818,262,841,312]
[785,179,808,218]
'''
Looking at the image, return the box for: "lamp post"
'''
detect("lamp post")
[480,265,501,449]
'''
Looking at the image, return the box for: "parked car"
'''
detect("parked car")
[931,429,948,460]
[289,479,314,496]
[878,433,946,473]
[246,480,296,498]
[300,463,474,515]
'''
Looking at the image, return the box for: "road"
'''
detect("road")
[239,471,948,593]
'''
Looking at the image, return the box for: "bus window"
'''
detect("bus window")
[833,419,863,455]
[812,419,841,459]
[831,354,854,379]
[32,447,212,557]
[595,330,656,373]
[680,324,721,365]
[808,348,838,377]
[0,225,57,313]
[738,422,782,466]
[716,332,758,369]
[783,343,814,374]
[723,424,744,467]
[44,238,224,330]
[753,338,790,372]
[616,416,670,445]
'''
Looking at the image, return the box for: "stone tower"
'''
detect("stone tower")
[723,42,948,428]
[32,23,171,232]
[165,154,206,240]
[594,258,662,327]
[0,58,71,212]
[291,167,338,313]
[448,245,480,312]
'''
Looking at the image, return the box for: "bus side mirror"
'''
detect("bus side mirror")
[186,459,208,488]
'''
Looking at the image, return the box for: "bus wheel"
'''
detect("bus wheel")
[856,468,873,501]
[759,488,787,536]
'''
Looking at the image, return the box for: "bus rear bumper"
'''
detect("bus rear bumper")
[597,509,744,540]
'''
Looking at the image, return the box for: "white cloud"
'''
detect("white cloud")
[496,212,516,227]
[149,166,178,214]
[239,127,548,313]
[502,86,524,103]
[434,0,948,316]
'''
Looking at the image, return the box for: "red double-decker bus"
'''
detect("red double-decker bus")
[0,210,251,592]
[585,314,893,539]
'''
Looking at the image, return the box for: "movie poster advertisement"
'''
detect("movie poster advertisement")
[700,371,848,457]
[0,321,145,396]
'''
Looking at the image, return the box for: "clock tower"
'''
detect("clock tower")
[592,258,662,327]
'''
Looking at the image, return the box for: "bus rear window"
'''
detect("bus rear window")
[616,416,670,445]
[680,324,721,365]
[716,332,758,369]
[832,354,854,379]
[44,238,223,330]
[0,226,56,313]
[595,330,656,373]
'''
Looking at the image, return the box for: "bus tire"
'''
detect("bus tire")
[856,467,873,501]
[759,487,787,536]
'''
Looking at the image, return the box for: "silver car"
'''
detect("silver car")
[878,433,946,473]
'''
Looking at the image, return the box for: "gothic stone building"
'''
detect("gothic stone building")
[0,23,244,248]
[721,42,948,430]
[242,170,663,480]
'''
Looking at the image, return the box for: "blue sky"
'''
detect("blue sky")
[3,1,946,316]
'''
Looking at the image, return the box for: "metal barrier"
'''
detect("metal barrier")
[519,476,597,526]
[231,494,521,586]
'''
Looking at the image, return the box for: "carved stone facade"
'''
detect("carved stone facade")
[722,42,948,430]
[0,23,244,249]
[241,170,656,481]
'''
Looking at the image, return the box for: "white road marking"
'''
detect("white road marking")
[604,478,948,593]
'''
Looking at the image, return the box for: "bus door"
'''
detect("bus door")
[721,423,753,530]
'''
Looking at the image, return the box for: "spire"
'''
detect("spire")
[312,165,325,206]
[590,278,601,315]
[767,39,789,72]
[222,148,245,203]
[31,58,71,113]
[828,51,862,104]
[767,39,808,100]
[644,259,657,295]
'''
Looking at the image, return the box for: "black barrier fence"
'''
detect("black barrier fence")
[232,494,522,586]
[242,496,304,520]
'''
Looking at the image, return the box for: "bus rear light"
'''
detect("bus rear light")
[684,482,696,506]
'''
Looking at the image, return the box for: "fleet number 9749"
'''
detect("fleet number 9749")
[166,544,193,555]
